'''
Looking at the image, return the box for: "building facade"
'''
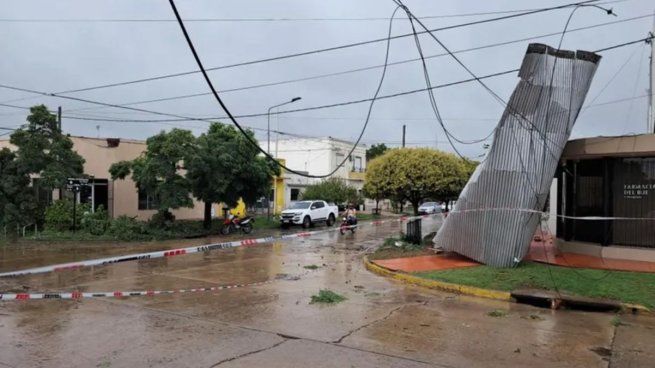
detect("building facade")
[0,136,216,221]
[552,134,655,260]
[272,137,367,212]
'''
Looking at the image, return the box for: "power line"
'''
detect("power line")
[62,13,654,116]
[586,92,651,108]
[0,12,559,23]
[1,36,650,125]
[0,0,631,23]
[0,2,629,23]
[167,0,402,178]
[0,101,321,140]
[0,36,650,152]
[51,0,600,95]
[397,0,621,163]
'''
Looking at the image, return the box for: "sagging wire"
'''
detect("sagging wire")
[534,3,618,286]
[392,0,597,163]
[167,0,402,179]
[399,4,495,159]
[397,0,619,288]
[49,0,601,97]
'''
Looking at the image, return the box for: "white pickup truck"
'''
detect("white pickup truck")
[279,200,339,229]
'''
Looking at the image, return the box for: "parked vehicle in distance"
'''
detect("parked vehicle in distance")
[418,201,441,215]
[279,200,339,229]
[221,214,254,235]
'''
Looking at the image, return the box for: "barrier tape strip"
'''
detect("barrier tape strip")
[0,213,435,278]
[0,280,273,301]
[447,207,655,221]
[2,207,649,279]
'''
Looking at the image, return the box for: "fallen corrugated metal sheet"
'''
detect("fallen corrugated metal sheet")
[434,43,601,267]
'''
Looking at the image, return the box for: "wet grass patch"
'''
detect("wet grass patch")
[487,309,508,318]
[369,237,433,260]
[310,289,346,304]
[303,264,320,270]
[252,215,281,230]
[415,262,655,309]
[611,316,623,327]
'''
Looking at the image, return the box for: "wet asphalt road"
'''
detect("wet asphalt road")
[0,218,654,367]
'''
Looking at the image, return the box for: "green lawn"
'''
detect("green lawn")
[416,262,655,309]
[355,212,383,221]
[252,215,281,230]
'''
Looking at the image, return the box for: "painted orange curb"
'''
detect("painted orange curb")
[364,257,512,302]
[364,257,652,314]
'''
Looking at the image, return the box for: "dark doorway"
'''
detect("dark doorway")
[79,179,109,212]
[93,179,109,212]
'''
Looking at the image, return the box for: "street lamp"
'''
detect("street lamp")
[267,97,301,154]
[267,97,302,219]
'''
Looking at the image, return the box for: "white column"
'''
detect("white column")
[548,178,558,235]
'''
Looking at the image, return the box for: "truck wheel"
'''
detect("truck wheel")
[302,216,311,229]
[326,214,335,227]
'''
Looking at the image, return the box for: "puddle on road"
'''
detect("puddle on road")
[0,228,299,273]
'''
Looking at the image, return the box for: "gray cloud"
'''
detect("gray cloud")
[1,0,653,158]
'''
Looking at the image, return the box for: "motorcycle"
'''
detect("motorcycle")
[221,215,254,235]
[339,216,357,235]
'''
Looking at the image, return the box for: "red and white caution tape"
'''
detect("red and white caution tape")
[0,214,438,278]
[0,280,273,301]
[447,207,655,221]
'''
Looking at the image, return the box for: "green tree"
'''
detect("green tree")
[4,105,85,230]
[364,148,472,215]
[366,143,388,161]
[362,176,384,213]
[438,158,478,210]
[301,177,360,205]
[0,148,36,238]
[109,129,196,225]
[10,105,85,189]
[186,123,278,229]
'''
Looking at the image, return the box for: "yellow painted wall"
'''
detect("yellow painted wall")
[273,159,286,214]
[274,178,285,214]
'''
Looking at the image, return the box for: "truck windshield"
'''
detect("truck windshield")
[288,201,312,209]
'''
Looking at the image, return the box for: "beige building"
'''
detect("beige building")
[0,136,218,221]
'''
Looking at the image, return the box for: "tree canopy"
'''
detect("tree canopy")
[110,123,277,229]
[10,105,84,190]
[301,177,361,205]
[1,105,85,234]
[185,123,278,228]
[366,143,388,161]
[363,148,476,215]
[0,148,36,235]
[110,128,196,218]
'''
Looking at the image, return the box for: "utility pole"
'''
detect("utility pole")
[266,97,301,219]
[648,15,654,133]
[57,106,62,132]
[402,124,406,148]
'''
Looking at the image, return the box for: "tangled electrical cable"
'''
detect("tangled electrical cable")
[394,0,621,290]
[398,3,496,159]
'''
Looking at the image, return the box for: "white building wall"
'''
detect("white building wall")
[275,137,367,198]
[276,137,366,182]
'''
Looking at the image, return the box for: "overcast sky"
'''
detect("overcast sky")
[1,0,653,158]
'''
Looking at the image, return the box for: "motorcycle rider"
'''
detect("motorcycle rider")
[344,203,358,226]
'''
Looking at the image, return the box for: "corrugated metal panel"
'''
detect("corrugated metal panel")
[434,43,601,267]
